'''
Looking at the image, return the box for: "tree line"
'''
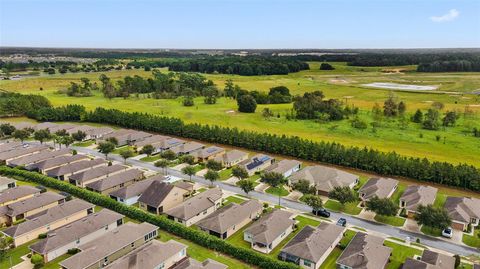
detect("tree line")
[28,105,480,192]
[417,60,480,72]
[0,92,51,117]
[0,59,122,75]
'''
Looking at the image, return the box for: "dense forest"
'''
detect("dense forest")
[417,60,480,72]
[0,92,51,117]
[0,59,121,73]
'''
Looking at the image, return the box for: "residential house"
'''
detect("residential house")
[104,240,187,269]
[156,137,186,152]
[138,181,189,214]
[27,154,89,173]
[238,154,275,176]
[99,129,137,146]
[126,130,153,145]
[47,159,108,181]
[214,149,248,168]
[0,192,66,225]
[289,165,359,196]
[175,181,195,195]
[403,249,455,269]
[279,223,344,269]
[197,200,262,239]
[399,185,437,218]
[29,209,124,263]
[445,197,480,231]
[85,169,145,195]
[8,148,71,168]
[109,177,164,206]
[68,164,126,187]
[33,122,60,131]
[9,121,36,130]
[171,141,205,156]
[358,177,399,205]
[133,134,170,152]
[264,159,302,178]
[87,127,114,140]
[336,232,392,269]
[0,176,16,192]
[244,209,295,253]
[66,125,96,140]
[0,185,40,206]
[0,145,49,164]
[0,141,22,153]
[191,146,225,162]
[59,222,158,269]
[173,258,228,269]
[44,123,76,134]
[165,188,223,227]
[2,199,94,246]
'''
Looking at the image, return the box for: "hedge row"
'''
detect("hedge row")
[0,166,299,269]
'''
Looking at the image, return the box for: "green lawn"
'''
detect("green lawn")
[235,175,260,187]
[319,230,357,269]
[462,229,480,248]
[223,195,248,205]
[218,168,233,180]
[374,215,406,227]
[43,253,73,269]
[324,200,362,215]
[265,186,289,197]
[196,187,207,193]
[391,184,406,205]
[384,240,423,269]
[0,239,39,268]
[140,155,162,162]
[72,140,94,147]
[420,226,442,237]
[112,145,138,156]
[433,193,447,208]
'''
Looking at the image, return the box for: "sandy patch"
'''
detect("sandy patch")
[363,82,438,91]
[225,110,235,114]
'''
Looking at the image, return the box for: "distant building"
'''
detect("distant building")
[191,146,225,162]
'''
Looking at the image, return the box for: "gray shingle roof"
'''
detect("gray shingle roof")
[27,154,89,171]
[264,159,302,175]
[403,249,455,269]
[0,185,40,205]
[170,141,205,155]
[68,164,126,183]
[0,145,48,161]
[108,177,164,200]
[290,165,359,193]
[8,148,71,167]
[173,258,228,269]
[137,181,184,208]
[358,177,398,201]
[213,149,248,164]
[86,169,143,192]
[191,146,225,159]
[134,135,170,147]
[165,188,223,220]
[0,141,22,153]
[245,209,295,245]
[46,159,107,178]
[0,176,15,187]
[400,185,437,212]
[445,197,480,224]
[0,192,65,217]
[337,232,392,269]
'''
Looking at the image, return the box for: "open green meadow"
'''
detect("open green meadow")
[2,63,480,165]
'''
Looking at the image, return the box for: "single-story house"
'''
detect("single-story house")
[43,123,76,134]
[8,121,36,130]
[165,188,223,227]
[33,122,58,131]
[289,165,359,196]
[27,154,89,173]
[87,127,114,140]
[197,200,262,239]
[264,159,302,178]
[0,145,49,165]
[238,154,275,176]
[0,192,66,225]
[2,199,94,246]
[0,185,40,206]
[279,223,344,269]
[191,146,225,162]
[213,149,248,168]
[403,249,455,269]
[66,125,96,140]
[336,232,392,269]
[399,185,437,218]
[244,209,295,253]
[99,129,138,146]
[133,135,170,152]
[29,209,124,263]
[59,222,158,269]
[68,164,126,187]
[0,176,16,192]
[104,239,187,269]
[358,177,399,205]
[138,181,189,214]
[445,197,480,231]
[126,130,153,145]
[170,141,205,156]
[156,137,186,152]
[7,148,71,168]
[86,169,145,195]
[0,141,22,153]
[47,159,108,181]
[109,176,164,205]
[173,258,228,269]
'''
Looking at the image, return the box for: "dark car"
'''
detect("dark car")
[337,218,347,227]
[312,208,330,218]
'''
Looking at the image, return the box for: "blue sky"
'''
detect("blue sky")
[0,0,479,49]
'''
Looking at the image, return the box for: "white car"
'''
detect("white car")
[442,227,453,238]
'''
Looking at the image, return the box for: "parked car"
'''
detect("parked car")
[442,227,453,238]
[312,208,330,218]
[337,218,347,227]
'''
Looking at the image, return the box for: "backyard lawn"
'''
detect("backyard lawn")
[43,254,73,269]
[433,193,448,208]
[374,215,406,227]
[112,145,138,156]
[324,200,362,215]
[384,240,423,269]
[0,239,39,268]
[462,229,480,248]
[391,184,406,205]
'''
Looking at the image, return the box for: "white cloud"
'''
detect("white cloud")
[430,9,460,22]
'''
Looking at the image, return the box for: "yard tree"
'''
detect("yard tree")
[31,254,44,268]
[33,129,52,144]
[328,186,357,205]
[411,109,423,123]
[442,111,458,127]
[183,96,194,107]
[119,148,135,164]
[12,129,30,143]
[106,137,119,146]
[262,172,286,205]
[365,196,399,216]
[415,204,451,230]
[203,86,218,104]
[238,179,255,196]
[204,169,219,186]
[293,179,315,195]
[140,144,155,156]
[154,159,170,175]
[179,154,195,165]
[423,109,441,130]
[98,141,115,159]
[232,166,248,180]
[61,135,74,148]
[0,236,13,262]
[55,129,68,137]
[0,123,15,136]
[71,130,87,141]
[303,194,323,211]
[160,150,176,160]
[237,94,257,113]
[182,165,196,181]
[206,159,223,171]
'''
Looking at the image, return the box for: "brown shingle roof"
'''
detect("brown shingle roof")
[170,141,205,155]
[403,249,455,269]
[245,209,295,245]
[46,159,107,178]
[264,159,302,175]
[445,197,480,224]
[337,232,392,269]
[191,146,225,159]
[213,149,248,164]
[0,141,22,153]
[358,177,398,201]
[27,154,89,171]
[165,188,223,220]
[138,181,187,208]
[0,145,49,161]
[8,148,71,167]
[68,164,126,183]
[108,177,163,200]
[0,192,65,217]
[86,169,144,192]
[290,165,359,193]
[0,186,40,205]
[134,135,170,147]
[400,185,437,212]
[173,258,228,269]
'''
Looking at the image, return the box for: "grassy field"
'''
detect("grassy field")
[2,63,480,165]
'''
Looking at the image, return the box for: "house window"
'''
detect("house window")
[104,257,108,263]
[281,231,286,237]
[180,249,186,256]
[131,242,135,247]
[303,260,312,267]
[119,198,124,202]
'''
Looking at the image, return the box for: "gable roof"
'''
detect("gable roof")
[0,145,49,161]
[165,188,223,220]
[8,148,71,167]
[0,192,65,217]
[29,209,124,255]
[445,197,480,223]
[264,159,302,175]
[245,209,295,245]
[0,176,15,186]
[138,181,186,208]
[214,149,248,164]
[173,258,228,269]
[109,177,164,200]
[2,199,93,238]
[337,232,392,269]
[239,154,273,171]
[191,146,225,159]
[46,159,107,177]
[0,141,22,153]
[87,127,114,137]
[170,141,205,154]
[358,177,399,200]
[290,165,359,193]
[0,185,40,205]
[69,164,126,183]
[33,122,59,131]
[281,223,344,263]
[27,154,89,171]
[134,135,170,148]
[400,185,437,211]
[403,249,455,269]
[86,169,143,192]
[66,125,95,135]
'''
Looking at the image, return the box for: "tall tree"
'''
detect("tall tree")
[139,144,155,156]
[33,129,52,144]
[303,194,323,211]
[232,166,248,181]
[383,93,398,117]
[71,130,87,142]
[206,159,223,171]
[237,95,257,113]
[182,165,196,181]
[237,179,255,196]
[415,204,451,230]
[12,129,30,143]
[262,172,286,205]
[365,196,399,216]
[411,109,423,123]
[119,148,135,164]
[328,186,357,205]
[423,109,441,130]
[204,170,219,186]
[97,141,115,159]
[0,124,15,137]
[155,159,170,175]
[292,179,315,195]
